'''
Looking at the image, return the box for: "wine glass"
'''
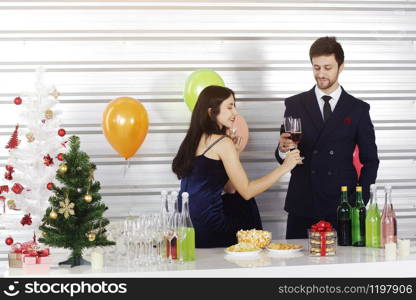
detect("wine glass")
[283,116,293,136]
[290,118,303,148]
[284,116,304,163]
[124,216,136,264]
[165,213,177,263]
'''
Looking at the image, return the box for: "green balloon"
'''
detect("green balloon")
[183,69,225,111]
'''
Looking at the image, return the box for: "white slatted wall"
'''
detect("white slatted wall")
[1,0,416,239]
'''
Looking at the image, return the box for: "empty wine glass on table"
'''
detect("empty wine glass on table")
[124,216,136,264]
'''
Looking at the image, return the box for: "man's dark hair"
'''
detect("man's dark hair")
[309,36,344,67]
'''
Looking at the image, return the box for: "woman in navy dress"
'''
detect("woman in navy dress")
[172,86,300,248]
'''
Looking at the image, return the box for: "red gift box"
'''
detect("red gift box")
[22,246,51,274]
[308,221,337,256]
[8,241,51,273]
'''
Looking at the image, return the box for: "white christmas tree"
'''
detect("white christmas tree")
[0,67,67,229]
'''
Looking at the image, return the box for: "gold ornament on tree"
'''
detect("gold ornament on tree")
[26,132,35,143]
[83,194,92,203]
[58,163,68,174]
[58,195,75,219]
[84,182,92,203]
[42,232,47,237]
[49,210,58,220]
[87,232,96,242]
[45,109,54,120]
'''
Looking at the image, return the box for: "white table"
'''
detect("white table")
[2,239,416,278]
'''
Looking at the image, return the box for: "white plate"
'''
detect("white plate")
[224,249,262,257]
[266,246,303,255]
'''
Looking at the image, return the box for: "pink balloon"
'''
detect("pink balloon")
[353,145,363,179]
[228,115,249,152]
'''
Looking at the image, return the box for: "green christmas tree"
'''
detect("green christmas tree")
[38,135,115,267]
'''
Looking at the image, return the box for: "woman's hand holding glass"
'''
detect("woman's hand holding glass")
[278,133,296,153]
[282,149,302,171]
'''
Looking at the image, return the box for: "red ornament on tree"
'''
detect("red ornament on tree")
[11,183,24,194]
[5,236,14,245]
[0,185,9,193]
[13,97,22,105]
[58,129,66,137]
[5,165,14,173]
[43,154,54,166]
[20,213,32,226]
[56,153,64,161]
[5,124,20,150]
[46,182,54,190]
[4,172,13,180]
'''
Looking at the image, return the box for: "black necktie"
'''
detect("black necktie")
[322,95,332,122]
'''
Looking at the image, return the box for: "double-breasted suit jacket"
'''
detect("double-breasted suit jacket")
[276,86,379,218]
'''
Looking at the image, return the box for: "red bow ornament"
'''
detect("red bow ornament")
[12,183,24,194]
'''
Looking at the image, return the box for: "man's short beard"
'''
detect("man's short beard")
[315,75,338,90]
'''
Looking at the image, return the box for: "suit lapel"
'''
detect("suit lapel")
[301,86,324,133]
[317,87,354,143]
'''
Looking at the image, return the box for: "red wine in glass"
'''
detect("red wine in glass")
[290,132,303,144]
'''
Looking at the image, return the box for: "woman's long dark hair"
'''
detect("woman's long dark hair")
[172,85,235,179]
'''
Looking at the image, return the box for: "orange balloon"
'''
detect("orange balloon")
[102,97,149,159]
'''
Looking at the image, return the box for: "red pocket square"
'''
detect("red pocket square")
[344,117,352,125]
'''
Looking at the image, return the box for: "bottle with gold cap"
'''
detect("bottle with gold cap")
[351,186,366,246]
[337,186,352,246]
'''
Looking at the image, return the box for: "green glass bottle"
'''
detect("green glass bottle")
[179,192,195,261]
[365,184,381,248]
[337,186,352,246]
[351,186,366,247]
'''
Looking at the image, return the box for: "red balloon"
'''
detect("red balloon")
[353,145,363,179]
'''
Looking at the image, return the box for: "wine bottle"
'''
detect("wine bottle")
[179,192,195,261]
[365,184,381,248]
[352,186,366,247]
[381,185,397,247]
[171,191,179,260]
[160,190,168,258]
[337,186,352,246]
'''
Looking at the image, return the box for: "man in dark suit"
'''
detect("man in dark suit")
[276,37,379,239]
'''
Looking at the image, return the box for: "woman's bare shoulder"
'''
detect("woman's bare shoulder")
[215,135,235,152]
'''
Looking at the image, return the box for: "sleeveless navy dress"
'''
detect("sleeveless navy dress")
[178,136,263,248]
